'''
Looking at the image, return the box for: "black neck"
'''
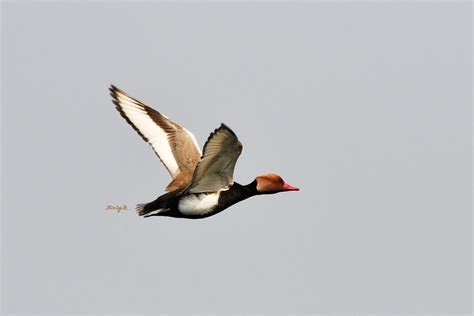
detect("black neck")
[242,179,259,196]
[229,180,259,200]
[217,180,259,210]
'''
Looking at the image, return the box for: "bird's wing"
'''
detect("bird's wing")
[186,124,243,194]
[110,85,201,190]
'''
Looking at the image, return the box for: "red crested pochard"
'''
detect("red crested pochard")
[110,85,299,219]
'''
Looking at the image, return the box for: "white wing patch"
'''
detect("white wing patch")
[184,127,202,156]
[115,93,180,176]
[178,192,220,216]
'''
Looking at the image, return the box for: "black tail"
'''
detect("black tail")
[136,191,178,217]
[136,201,166,217]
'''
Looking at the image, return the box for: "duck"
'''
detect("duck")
[109,85,299,219]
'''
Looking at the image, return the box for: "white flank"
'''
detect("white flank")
[115,93,180,176]
[178,192,220,216]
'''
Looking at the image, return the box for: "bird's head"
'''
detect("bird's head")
[255,173,299,194]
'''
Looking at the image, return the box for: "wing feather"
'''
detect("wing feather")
[187,124,242,193]
[110,85,201,190]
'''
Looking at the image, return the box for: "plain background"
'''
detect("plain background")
[1,1,471,314]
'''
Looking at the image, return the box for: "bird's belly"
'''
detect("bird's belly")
[178,192,220,216]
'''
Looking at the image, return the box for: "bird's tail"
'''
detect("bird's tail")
[136,204,148,216]
[136,191,177,217]
[136,203,167,218]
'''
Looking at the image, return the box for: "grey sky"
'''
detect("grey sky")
[2,1,471,314]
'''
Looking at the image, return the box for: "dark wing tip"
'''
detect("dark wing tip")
[219,124,242,152]
[219,123,238,138]
[109,84,120,99]
[109,84,129,99]
[206,123,238,144]
[201,123,242,155]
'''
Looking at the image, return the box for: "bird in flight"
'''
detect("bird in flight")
[109,85,299,219]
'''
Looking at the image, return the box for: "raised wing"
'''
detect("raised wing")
[110,85,201,191]
[187,124,242,194]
